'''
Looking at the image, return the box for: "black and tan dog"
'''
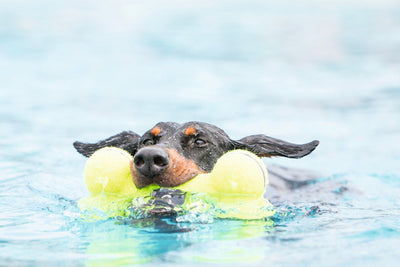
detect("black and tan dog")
[74,121,319,195]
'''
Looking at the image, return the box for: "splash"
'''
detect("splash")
[125,189,216,223]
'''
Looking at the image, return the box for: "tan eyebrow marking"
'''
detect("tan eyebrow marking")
[184,126,197,136]
[150,126,161,136]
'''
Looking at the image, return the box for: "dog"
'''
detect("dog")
[73,121,319,195]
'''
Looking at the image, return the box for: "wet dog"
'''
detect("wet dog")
[73,121,319,194]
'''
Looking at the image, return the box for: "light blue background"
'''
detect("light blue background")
[1,0,399,265]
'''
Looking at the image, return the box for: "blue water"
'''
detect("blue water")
[1,0,400,265]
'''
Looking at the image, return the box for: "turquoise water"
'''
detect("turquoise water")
[1,0,400,266]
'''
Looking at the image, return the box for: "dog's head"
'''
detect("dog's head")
[74,121,319,188]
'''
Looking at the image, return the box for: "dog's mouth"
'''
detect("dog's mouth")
[131,170,200,189]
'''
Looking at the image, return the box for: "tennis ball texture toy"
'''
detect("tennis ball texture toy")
[78,147,157,219]
[79,147,274,220]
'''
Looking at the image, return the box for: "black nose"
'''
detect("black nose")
[134,147,170,178]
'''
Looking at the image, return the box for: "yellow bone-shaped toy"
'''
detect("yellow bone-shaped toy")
[78,147,274,220]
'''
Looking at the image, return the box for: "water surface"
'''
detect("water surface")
[1,0,400,266]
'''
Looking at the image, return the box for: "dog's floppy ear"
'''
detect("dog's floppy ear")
[73,131,141,157]
[233,134,319,158]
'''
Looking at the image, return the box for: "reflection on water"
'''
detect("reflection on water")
[71,218,273,266]
[80,217,275,266]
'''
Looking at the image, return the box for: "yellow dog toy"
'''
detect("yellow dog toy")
[78,147,274,220]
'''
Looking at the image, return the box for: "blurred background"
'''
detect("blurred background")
[1,0,400,265]
[1,0,399,175]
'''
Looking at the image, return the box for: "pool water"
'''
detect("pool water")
[1,0,400,265]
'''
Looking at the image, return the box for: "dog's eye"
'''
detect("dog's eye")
[143,139,155,146]
[194,138,207,147]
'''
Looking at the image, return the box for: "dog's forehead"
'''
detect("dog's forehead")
[143,121,231,142]
[179,121,230,138]
[145,122,180,136]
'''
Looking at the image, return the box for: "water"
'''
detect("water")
[1,0,400,265]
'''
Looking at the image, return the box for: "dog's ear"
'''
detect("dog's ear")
[73,131,141,157]
[233,134,319,158]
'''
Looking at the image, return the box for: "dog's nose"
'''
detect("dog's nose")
[134,147,170,177]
